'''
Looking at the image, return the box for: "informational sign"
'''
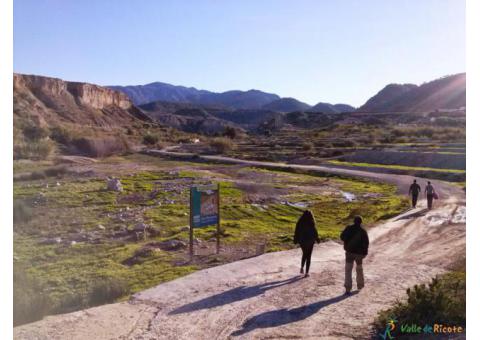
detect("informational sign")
[190,184,219,228]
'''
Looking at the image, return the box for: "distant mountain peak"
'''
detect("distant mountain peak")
[358,73,465,112]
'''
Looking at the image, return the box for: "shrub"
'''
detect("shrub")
[50,127,74,145]
[88,277,130,307]
[43,166,68,178]
[72,137,129,157]
[209,137,234,154]
[302,142,315,152]
[14,139,54,160]
[223,126,237,139]
[14,266,51,326]
[374,270,465,336]
[142,134,160,145]
[22,125,49,141]
[13,199,33,224]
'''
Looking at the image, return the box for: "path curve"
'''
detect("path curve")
[14,151,466,340]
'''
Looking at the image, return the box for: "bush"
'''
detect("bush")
[374,270,465,336]
[72,137,129,157]
[209,137,234,154]
[50,127,74,145]
[14,266,51,326]
[14,139,54,160]
[51,278,130,315]
[223,127,237,139]
[13,199,33,224]
[142,134,160,145]
[43,166,68,178]
[302,142,315,152]
[22,125,49,141]
[88,278,129,307]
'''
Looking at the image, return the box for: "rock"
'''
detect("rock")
[106,178,123,192]
[70,241,77,246]
[158,239,187,251]
[134,223,148,232]
[56,182,61,186]
[98,224,106,230]
[39,237,62,245]
[179,226,190,232]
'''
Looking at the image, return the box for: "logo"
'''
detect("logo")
[379,319,396,340]
[378,318,464,339]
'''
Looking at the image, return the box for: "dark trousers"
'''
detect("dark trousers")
[345,252,366,291]
[411,194,418,208]
[300,243,314,274]
[427,194,433,209]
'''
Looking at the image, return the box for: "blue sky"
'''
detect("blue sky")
[14,0,465,106]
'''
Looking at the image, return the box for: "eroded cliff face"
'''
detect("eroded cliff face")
[14,74,133,110]
[66,82,132,109]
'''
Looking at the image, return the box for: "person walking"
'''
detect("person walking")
[340,216,369,294]
[293,210,320,277]
[408,179,421,208]
[425,181,436,210]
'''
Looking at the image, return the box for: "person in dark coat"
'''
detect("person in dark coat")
[293,210,320,277]
[340,216,369,294]
[408,179,421,208]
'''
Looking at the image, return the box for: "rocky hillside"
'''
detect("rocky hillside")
[13,74,176,159]
[109,82,280,109]
[358,73,466,112]
[14,74,151,128]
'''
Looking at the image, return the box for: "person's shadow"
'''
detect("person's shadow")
[230,292,358,337]
[169,276,303,315]
[395,208,429,221]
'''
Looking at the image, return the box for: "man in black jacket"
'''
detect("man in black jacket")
[340,216,369,294]
[408,179,421,208]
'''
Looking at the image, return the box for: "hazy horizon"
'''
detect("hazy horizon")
[14,0,465,106]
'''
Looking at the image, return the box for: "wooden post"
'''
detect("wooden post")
[189,187,194,260]
[216,183,221,255]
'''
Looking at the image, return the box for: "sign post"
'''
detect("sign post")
[189,184,220,259]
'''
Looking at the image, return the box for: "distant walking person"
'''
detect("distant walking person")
[408,179,421,208]
[340,216,369,294]
[293,210,320,277]
[425,181,436,210]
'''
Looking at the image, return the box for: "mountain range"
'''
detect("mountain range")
[13,72,466,141]
[109,83,356,113]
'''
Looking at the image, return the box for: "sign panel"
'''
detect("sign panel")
[191,184,219,228]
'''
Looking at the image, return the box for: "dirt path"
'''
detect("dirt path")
[14,153,466,340]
